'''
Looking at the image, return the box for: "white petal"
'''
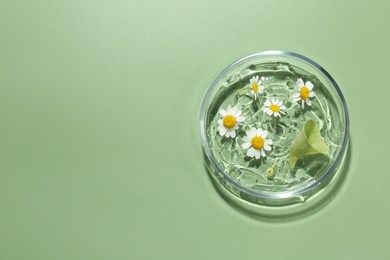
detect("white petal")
[230,106,238,116]
[236,116,245,122]
[250,77,255,84]
[280,106,286,110]
[226,105,232,114]
[247,147,256,157]
[277,100,283,106]
[228,129,235,138]
[235,109,242,117]
[254,75,259,82]
[217,125,224,131]
[250,90,255,94]
[292,92,300,98]
[271,98,276,104]
[256,128,263,137]
[234,125,239,130]
[217,119,223,125]
[275,112,280,117]
[264,100,271,107]
[265,139,273,145]
[254,150,261,159]
[225,130,231,138]
[310,91,316,97]
[219,109,226,117]
[250,127,257,137]
[297,78,304,88]
[243,136,249,142]
[306,99,312,106]
[242,142,251,149]
[265,108,273,116]
[261,76,265,81]
[301,100,305,109]
[264,145,272,151]
[259,85,265,94]
[306,81,314,90]
[293,97,301,102]
[219,127,227,136]
[261,130,268,138]
[261,149,266,157]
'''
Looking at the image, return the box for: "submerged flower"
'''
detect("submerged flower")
[249,76,265,100]
[217,105,245,138]
[266,161,277,178]
[292,78,316,109]
[264,99,286,117]
[241,128,273,159]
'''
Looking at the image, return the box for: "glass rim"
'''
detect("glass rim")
[199,50,350,200]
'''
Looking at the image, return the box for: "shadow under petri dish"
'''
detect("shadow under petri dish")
[200,51,350,221]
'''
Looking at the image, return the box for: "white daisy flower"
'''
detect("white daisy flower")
[264,99,286,117]
[292,78,316,109]
[241,128,273,159]
[217,105,245,138]
[249,75,265,100]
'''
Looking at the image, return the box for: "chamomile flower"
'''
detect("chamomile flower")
[264,99,286,117]
[249,75,265,100]
[292,78,316,109]
[217,105,245,138]
[241,128,273,159]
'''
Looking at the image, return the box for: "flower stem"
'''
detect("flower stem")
[235,86,251,93]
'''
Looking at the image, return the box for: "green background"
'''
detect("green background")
[1,0,389,259]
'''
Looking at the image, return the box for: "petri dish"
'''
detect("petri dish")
[200,51,349,219]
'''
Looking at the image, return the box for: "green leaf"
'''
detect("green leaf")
[290,119,329,168]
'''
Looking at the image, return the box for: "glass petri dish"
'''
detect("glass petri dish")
[200,51,349,219]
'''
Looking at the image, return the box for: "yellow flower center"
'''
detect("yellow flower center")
[252,82,259,93]
[251,136,264,150]
[270,104,280,112]
[300,86,310,100]
[223,115,236,129]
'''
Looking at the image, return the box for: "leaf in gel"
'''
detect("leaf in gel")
[290,119,329,168]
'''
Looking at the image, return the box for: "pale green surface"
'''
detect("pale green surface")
[0,0,389,259]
